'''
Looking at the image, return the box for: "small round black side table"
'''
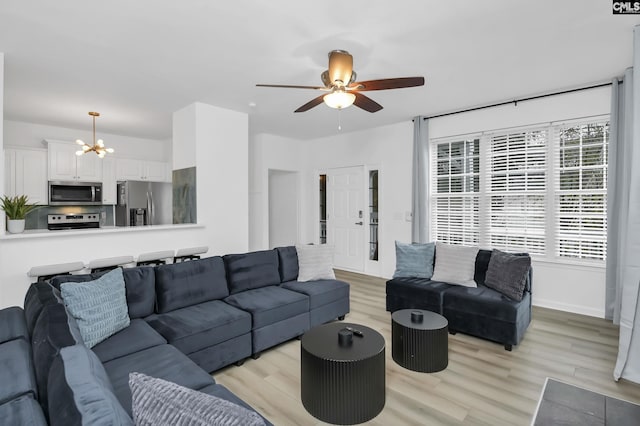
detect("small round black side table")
[391,309,448,373]
[301,322,385,425]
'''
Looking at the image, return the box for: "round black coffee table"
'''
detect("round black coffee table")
[301,322,385,425]
[391,309,448,373]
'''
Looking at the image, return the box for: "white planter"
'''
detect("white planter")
[7,219,25,234]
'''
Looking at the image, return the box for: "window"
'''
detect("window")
[488,130,547,255]
[555,121,608,260]
[369,170,379,261]
[319,174,327,244]
[431,139,480,245]
[430,117,609,263]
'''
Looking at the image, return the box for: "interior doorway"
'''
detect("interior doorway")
[326,166,365,272]
[268,170,299,248]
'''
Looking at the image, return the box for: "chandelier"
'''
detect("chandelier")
[75,111,114,158]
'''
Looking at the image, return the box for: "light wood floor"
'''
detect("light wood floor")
[215,270,640,425]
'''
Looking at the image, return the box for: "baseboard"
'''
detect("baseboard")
[533,298,604,319]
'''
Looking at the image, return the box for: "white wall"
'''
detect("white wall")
[174,102,249,255]
[251,86,611,317]
[268,170,299,248]
[251,121,413,278]
[4,120,170,161]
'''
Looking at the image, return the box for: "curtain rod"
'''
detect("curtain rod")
[420,81,614,121]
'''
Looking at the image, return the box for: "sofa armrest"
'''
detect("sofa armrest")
[0,306,29,344]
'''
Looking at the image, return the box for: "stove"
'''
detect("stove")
[47,213,100,231]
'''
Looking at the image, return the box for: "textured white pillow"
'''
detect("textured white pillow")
[295,245,336,282]
[431,242,479,287]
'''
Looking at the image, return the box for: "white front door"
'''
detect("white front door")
[327,166,365,271]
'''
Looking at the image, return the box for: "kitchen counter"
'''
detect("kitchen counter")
[0,223,204,240]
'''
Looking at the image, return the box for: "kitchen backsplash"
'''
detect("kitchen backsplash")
[25,205,115,230]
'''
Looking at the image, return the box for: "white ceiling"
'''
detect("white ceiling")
[0,1,638,141]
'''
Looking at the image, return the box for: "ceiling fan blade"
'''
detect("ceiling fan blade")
[256,84,327,90]
[328,50,354,85]
[350,77,425,91]
[294,95,326,113]
[353,93,383,113]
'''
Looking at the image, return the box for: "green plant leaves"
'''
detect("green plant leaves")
[0,195,40,220]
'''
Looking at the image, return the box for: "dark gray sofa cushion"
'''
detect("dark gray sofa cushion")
[0,395,47,426]
[281,279,349,310]
[50,267,157,319]
[0,339,38,404]
[146,300,251,355]
[224,286,309,329]
[155,257,229,313]
[92,319,167,363]
[0,306,29,344]
[47,345,133,426]
[200,383,274,426]
[224,250,281,294]
[443,285,526,323]
[276,246,298,283]
[24,282,61,336]
[31,302,84,417]
[103,344,215,415]
[385,278,452,314]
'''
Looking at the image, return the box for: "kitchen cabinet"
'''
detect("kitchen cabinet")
[116,159,170,182]
[47,140,103,182]
[101,157,117,204]
[4,148,48,204]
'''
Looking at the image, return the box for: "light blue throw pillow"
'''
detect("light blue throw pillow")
[60,268,130,348]
[393,241,436,279]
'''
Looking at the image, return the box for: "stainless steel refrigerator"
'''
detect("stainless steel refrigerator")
[115,181,172,226]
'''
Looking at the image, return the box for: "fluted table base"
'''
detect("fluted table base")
[392,309,448,373]
[301,323,385,425]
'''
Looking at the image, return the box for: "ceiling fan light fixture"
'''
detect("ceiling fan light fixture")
[323,90,356,109]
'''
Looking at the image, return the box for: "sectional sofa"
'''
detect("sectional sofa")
[2,246,350,425]
[386,248,532,351]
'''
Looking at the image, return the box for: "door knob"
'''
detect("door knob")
[355,221,363,225]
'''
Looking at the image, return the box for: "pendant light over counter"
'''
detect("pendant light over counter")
[75,111,114,158]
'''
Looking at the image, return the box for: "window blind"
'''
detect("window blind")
[487,130,547,255]
[554,121,608,260]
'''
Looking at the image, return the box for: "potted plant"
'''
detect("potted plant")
[1,195,40,234]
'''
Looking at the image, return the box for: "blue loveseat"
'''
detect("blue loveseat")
[2,245,350,425]
[386,248,532,351]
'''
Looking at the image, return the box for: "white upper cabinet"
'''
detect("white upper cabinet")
[47,140,103,182]
[4,148,48,204]
[116,159,170,182]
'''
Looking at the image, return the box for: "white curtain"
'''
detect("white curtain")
[412,117,429,243]
[610,26,640,383]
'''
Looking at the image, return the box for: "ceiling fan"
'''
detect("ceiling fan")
[256,50,425,113]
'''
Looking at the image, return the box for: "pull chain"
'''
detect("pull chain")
[338,108,342,131]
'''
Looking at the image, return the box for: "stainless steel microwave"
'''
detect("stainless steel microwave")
[48,181,103,205]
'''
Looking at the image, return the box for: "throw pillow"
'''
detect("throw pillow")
[393,241,436,279]
[431,242,479,287]
[60,268,130,348]
[48,345,133,426]
[484,249,531,301]
[129,372,265,426]
[295,244,336,282]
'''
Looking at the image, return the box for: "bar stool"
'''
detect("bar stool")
[174,246,208,263]
[136,250,175,266]
[87,256,135,273]
[27,261,86,282]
